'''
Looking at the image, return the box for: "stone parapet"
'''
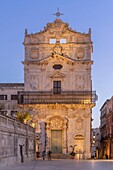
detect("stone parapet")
[0,115,36,165]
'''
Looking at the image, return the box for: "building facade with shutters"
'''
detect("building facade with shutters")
[0,18,97,159]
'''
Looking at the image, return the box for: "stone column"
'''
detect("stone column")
[46,121,51,152]
[39,122,46,152]
[62,124,67,154]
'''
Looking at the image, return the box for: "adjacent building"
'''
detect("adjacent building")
[91,128,100,158]
[100,96,113,158]
[0,16,97,159]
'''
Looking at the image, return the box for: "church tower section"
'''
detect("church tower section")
[18,18,97,159]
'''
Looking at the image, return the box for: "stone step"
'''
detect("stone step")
[51,154,68,159]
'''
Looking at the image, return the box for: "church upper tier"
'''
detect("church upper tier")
[23,18,93,62]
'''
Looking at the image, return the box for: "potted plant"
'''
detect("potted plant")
[69,151,76,159]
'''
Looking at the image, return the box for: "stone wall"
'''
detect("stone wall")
[0,115,36,165]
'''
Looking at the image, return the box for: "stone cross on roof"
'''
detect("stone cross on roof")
[53,8,63,18]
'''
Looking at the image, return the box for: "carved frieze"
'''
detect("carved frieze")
[46,115,68,130]
[49,71,66,79]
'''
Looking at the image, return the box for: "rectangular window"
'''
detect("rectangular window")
[0,111,7,116]
[11,95,18,100]
[11,111,17,117]
[60,38,66,44]
[0,95,7,100]
[50,38,56,44]
[53,81,61,94]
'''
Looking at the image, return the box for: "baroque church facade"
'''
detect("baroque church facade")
[0,17,97,159]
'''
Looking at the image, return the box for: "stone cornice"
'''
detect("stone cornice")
[22,103,95,109]
[22,59,93,65]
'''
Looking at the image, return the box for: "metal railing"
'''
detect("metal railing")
[18,90,97,105]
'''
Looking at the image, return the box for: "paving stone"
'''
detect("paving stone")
[0,159,113,170]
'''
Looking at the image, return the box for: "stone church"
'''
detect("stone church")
[0,16,97,159]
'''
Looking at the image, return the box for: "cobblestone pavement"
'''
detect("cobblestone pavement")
[0,159,113,170]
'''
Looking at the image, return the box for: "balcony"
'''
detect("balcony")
[18,90,97,105]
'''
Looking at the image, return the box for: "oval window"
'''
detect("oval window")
[53,64,63,69]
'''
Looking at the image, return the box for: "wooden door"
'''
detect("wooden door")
[51,130,62,153]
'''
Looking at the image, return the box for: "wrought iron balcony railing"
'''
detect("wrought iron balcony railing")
[18,90,97,105]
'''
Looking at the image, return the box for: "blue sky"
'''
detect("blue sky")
[0,0,113,127]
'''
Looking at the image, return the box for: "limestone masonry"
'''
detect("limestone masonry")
[0,18,97,159]
[0,115,35,165]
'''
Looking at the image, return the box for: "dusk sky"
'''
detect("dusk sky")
[0,0,113,128]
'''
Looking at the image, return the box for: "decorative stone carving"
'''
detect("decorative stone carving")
[31,49,39,59]
[53,42,63,55]
[49,71,66,79]
[74,134,84,140]
[46,19,69,35]
[77,49,84,59]
[75,116,84,131]
[77,37,84,43]
[50,117,64,129]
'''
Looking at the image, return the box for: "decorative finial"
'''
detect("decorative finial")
[25,29,28,35]
[89,28,91,34]
[53,8,63,18]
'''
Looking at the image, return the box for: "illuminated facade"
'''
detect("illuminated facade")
[0,17,97,159]
[18,18,97,159]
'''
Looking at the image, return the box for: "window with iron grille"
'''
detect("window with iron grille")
[0,95,7,100]
[53,81,61,94]
[11,95,18,100]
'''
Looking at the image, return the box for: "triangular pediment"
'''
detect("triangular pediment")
[49,71,66,79]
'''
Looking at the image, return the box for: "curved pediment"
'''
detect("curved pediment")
[39,53,75,64]
[39,18,76,35]
[74,134,84,139]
